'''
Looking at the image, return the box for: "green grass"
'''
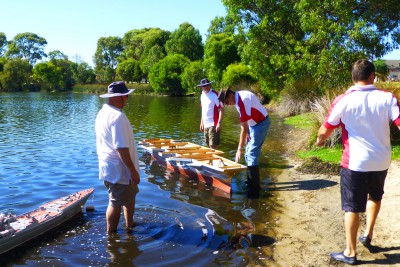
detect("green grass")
[297,147,342,163]
[284,112,315,129]
[286,113,400,162]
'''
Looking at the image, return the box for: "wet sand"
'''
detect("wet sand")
[262,157,400,266]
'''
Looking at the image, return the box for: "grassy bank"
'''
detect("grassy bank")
[285,112,400,163]
[72,83,154,94]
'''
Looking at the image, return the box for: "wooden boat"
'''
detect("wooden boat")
[0,188,94,255]
[139,138,247,195]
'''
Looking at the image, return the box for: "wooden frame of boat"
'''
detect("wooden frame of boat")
[0,188,94,255]
[139,138,247,195]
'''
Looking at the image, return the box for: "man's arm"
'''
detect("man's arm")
[316,125,335,146]
[117,147,140,184]
[235,121,249,162]
[216,107,224,132]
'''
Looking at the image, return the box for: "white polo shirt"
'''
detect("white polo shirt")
[324,84,400,171]
[95,104,139,184]
[235,91,268,127]
[200,89,221,128]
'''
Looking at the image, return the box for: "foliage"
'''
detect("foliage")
[116,59,143,83]
[48,50,68,60]
[165,22,204,61]
[222,0,400,97]
[204,33,240,86]
[33,58,74,91]
[278,78,323,116]
[6,32,47,65]
[148,54,190,96]
[71,62,96,84]
[139,45,165,81]
[0,32,7,57]
[374,59,390,81]
[221,62,256,88]
[181,61,206,94]
[94,36,123,82]
[0,58,32,91]
[122,28,170,61]
[207,15,236,36]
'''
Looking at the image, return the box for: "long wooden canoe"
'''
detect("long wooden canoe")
[139,138,247,195]
[0,188,94,255]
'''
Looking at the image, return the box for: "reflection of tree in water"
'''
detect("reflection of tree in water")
[107,232,142,266]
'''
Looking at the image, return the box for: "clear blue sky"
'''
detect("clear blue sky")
[1,0,399,65]
[1,0,227,65]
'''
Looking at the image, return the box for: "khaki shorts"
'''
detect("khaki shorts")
[204,126,220,147]
[104,181,139,207]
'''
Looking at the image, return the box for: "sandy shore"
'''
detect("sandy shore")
[263,157,400,266]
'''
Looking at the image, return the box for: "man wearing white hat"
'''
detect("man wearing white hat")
[95,81,140,233]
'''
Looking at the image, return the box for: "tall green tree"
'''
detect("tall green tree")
[94,36,123,82]
[148,54,190,96]
[116,59,143,83]
[6,32,47,65]
[165,22,204,61]
[140,45,166,81]
[223,0,400,97]
[0,58,32,91]
[204,33,240,86]
[207,15,236,36]
[33,57,74,91]
[122,28,170,61]
[181,61,206,93]
[0,32,7,57]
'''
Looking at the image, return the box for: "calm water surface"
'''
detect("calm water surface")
[0,92,291,266]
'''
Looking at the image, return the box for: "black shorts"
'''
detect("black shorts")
[340,167,387,212]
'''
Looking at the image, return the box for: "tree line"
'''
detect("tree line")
[0,1,399,101]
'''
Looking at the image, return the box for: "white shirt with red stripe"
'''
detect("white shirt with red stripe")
[235,91,268,127]
[201,89,221,128]
[323,84,400,171]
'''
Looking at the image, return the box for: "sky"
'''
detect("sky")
[0,0,227,65]
[1,0,399,66]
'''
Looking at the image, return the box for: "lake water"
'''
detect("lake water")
[0,92,291,266]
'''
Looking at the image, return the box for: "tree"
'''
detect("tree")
[204,33,240,86]
[165,22,204,61]
[374,59,390,81]
[33,58,74,91]
[223,0,400,97]
[181,61,206,93]
[122,28,170,61]
[207,15,235,36]
[0,58,32,91]
[6,32,47,65]
[94,36,123,82]
[71,62,96,84]
[48,50,68,60]
[116,59,143,83]
[0,32,7,57]
[221,63,256,87]
[148,54,190,96]
[140,45,166,81]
